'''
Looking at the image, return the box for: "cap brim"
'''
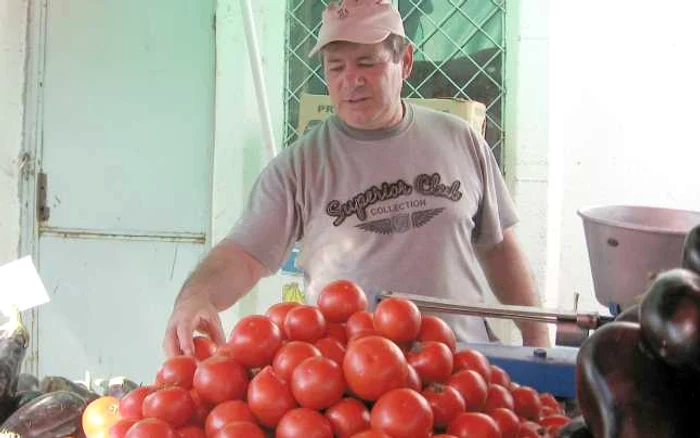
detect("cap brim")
[308,28,392,57]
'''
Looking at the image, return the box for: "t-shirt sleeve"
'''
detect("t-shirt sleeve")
[225,154,302,274]
[470,129,519,246]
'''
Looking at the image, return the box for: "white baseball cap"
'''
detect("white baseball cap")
[308,0,407,57]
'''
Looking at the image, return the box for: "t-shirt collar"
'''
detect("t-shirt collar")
[331,100,413,141]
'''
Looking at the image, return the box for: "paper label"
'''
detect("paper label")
[0,256,50,314]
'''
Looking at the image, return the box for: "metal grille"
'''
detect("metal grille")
[284,0,506,164]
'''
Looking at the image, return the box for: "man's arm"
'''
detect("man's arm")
[163,239,270,356]
[477,228,551,347]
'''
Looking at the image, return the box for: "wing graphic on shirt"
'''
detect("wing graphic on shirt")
[412,208,446,228]
[355,218,394,235]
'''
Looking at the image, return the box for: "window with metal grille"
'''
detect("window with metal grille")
[284,0,506,165]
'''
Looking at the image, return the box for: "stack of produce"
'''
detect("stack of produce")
[76,280,573,438]
[571,224,700,438]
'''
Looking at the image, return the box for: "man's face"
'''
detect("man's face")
[322,40,413,130]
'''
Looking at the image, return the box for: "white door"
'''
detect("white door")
[25,0,215,384]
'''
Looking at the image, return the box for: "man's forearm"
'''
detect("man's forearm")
[478,229,551,347]
[177,239,269,311]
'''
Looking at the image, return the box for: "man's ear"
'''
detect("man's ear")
[402,44,414,80]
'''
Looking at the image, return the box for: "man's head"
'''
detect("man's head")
[310,0,413,130]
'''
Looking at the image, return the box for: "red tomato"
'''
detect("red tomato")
[433,436,459,438]
[485,383,515,412]
[326,323,348,345]
[490,364,511,388]
[142,387,194,428]
[315,337,346,366]
[345,311,375,341]
[276,408,334,438]
[267,302,300,335]
[406,341,454,384]
[317,280,368,323]
[370,388,433,438]
[518,420,547,438]
[539,393,562,414]
[343,335,408,401]
[349,431,392,438]
[405,364,422,392]
[247,366,298,428]
[192,336,217,361]
[226,315,282,368]
[447,412,501,438]
[204,400,254,438]
[325,398,371,438]
[108,419,137,438]
[447,369,488,412]
[175,426,205,438]
[188,389,210,427]
[349,329,383,341]
[213,421,265,438]
[119,386,156,421]
[373,298,421,343]
[273,341,322,382]
[511,386,542,421]
[453,349,492,384]
[83,396,121,437]
[291,356,346,410]
[125,418,176,438]
[539,414,570,435]
[193,355,249,405]
[284,305,327,343]
[489,407,520,438]
[418,315,457,352]
[422,383,466,429]
[157,356,197,389]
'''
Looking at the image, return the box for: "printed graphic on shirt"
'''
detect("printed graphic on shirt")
[355,207,446,235]
[325,172,463,234]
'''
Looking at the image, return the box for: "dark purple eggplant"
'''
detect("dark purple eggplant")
[16,373,39,393]
[614,304,639,323]
[40,375,99,402]
[639,268,700,371]
[0,390,86,437]
[0,309,30,423]
[683,224,700,275]
[576,321,696,438]
[12,390,43,408]
[557,415,593,438]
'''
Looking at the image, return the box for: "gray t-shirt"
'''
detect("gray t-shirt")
[228,103,518,342]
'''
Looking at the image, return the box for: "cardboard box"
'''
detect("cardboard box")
[297,93,487,137]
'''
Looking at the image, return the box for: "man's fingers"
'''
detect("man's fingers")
[163,324,182,357]
[177,320,195,356]
[206,318,227,347]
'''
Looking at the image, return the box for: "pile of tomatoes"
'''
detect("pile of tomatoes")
[82,280,572,438]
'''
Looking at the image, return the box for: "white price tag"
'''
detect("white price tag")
[0,256,50,313]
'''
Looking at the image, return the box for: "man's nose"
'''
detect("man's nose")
[343,67,366,87]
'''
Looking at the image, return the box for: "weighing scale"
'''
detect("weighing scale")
[379,205,700,399]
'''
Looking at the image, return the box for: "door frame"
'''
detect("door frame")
[19,0,49,376]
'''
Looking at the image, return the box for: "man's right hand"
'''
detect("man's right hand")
[163,294,227,357]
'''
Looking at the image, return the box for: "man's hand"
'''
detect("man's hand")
[163,293,227,357]
[162,239,270,357]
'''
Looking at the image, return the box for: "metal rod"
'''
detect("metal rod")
[378,291,611,329]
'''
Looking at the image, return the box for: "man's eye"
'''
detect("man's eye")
[329,66,343,72]
[359,63,375,68]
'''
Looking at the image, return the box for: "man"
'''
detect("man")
[163,0,549,357]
